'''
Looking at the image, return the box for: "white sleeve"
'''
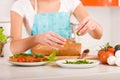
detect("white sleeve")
[69,0,81,12]
[11,0,25,17]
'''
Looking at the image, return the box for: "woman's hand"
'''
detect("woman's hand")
[34,32,66,49]
[75,16,99,36]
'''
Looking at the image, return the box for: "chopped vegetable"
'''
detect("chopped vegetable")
[76,32,80,36]
[9,53,47,62]
[64,59,94,64]
[9,50,59,62]
[12,53,44,58]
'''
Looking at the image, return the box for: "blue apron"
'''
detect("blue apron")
[31,12,71,38]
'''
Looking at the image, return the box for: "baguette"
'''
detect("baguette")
[31,43,81,56]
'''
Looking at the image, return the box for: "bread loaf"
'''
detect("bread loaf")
[31,43,81,56]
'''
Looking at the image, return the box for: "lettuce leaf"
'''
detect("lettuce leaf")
[47,50,58,61]
[0,27,8,43]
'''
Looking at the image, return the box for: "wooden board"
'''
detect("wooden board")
[56,55,98,60]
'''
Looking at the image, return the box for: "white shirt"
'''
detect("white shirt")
[11,0,81,35]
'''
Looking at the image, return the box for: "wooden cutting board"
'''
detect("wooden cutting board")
[56,55,98,60]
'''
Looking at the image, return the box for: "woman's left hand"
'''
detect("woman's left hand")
[75,16,99,36]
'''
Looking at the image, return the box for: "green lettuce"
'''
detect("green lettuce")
[47,50,58,61]
[0,27,8,43]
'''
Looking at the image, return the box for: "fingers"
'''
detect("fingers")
[76,19,90,36]
[49,32,66,44]
[38,32,66,49]
[49,36,65,45]
[45,41,59,50]
[75,16,97,36]
[50,32,66,42]
[78,24,89,36]
[75,16,90,33]
[37,37,60,50]
[47,38,63,47]
[89,24,97,31]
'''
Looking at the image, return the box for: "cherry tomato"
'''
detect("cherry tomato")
[17,57,26,62]
[28,59,34,62]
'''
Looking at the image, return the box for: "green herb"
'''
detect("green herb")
[47,50,58,61]
[13,53,44,58]
[64,59,94,64]
[0,27,8,43]
[76,32,80,36]
[34,54,44,58]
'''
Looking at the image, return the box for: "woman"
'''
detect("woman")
[10,0,103,54]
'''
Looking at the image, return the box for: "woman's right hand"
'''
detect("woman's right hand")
[34,32,66,50]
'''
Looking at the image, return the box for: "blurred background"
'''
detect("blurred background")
[0,0,120,54]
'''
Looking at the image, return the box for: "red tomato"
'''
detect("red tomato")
[107,47,115,53]
[17,57,26,62]
[98,50,114,64]
[28,59,34,62]
[98,50,104,57]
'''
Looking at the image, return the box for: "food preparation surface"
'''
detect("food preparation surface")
[0,58,120,80]
[56,55,98,60]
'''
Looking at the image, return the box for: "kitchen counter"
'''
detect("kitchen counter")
[0,57,120,80]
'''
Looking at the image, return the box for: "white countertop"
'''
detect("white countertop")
[0,58,120,80]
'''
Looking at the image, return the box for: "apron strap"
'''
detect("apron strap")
[35,0,37,14]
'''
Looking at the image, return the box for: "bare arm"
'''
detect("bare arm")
[10,11,38,54]
[73,4,103,39]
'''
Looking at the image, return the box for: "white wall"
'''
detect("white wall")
[111,7,120,45]
[0,0,15,57]
[0,0,15,22]
[0,0,15,36]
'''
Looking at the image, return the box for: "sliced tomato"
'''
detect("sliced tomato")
[28,59,34,62]
[17,57,26,62]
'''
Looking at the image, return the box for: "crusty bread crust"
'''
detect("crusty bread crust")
[31,43,81,56]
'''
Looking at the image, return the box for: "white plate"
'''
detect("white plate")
[56,59,100,68]
[9,61,47,66]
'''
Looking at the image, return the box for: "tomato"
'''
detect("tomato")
[17,57,26,62]
[97,42,115,64]
[98,50,104,57]
[98,50,114,64]
[107,47,115,53]
[28,59,34,62]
